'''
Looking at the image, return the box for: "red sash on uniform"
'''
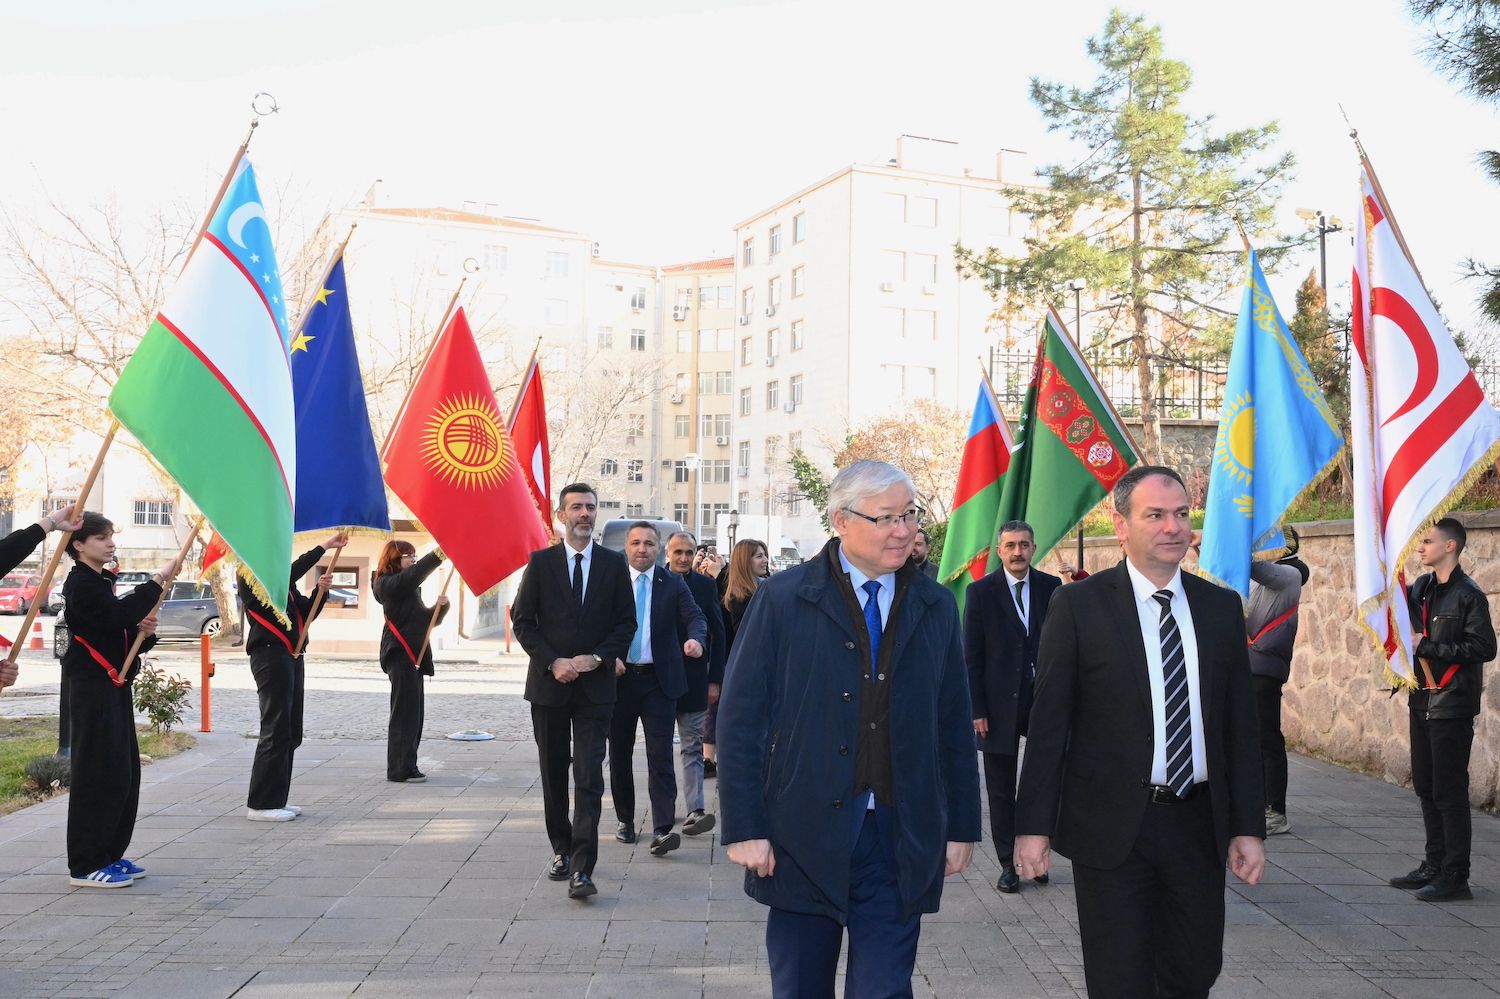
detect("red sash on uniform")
[386,619,421,668]
[1247,605,1298,648]
[72,630,129,687]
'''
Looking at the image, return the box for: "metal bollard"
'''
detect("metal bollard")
[199,633,215,733]
[504,603,512,654]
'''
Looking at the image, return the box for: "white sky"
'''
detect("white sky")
[3,0,1497,336]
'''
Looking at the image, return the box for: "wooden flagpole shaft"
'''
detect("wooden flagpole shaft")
[381,277,468,460]
[506,337,544,428]
[1355,143,1433,294]
[119,518,204,680]
[3,420,119,679]
[293,543,345,657]
[289,224,358,341]
[179,121,257,277]
[413,566,456,669]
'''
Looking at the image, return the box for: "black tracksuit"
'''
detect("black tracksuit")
[238,546,327,810]
[61,563,159,878]
[373,552,448,780]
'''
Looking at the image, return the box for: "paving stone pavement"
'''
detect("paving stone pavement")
[0,644,1497,996]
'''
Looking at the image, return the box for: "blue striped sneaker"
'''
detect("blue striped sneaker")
[69,866,134,888]
[113,859,146,879]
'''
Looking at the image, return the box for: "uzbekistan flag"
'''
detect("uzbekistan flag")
[110,157,296,614]
[937,377,1014,617]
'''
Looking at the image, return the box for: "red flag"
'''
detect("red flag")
[507,353,554,540]
[201,531,230,578]
[383,308,550,593]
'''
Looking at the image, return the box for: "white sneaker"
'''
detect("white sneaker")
[246,807,296,822]
[283,805,303,816]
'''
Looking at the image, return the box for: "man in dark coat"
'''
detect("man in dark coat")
[666,531,727,836]
[1015,466,1265,999]
[719,460,981,998]
[511,483,637,900]
[963,519,1061,892]
[608,523,707,856]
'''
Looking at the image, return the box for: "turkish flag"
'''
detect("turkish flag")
[383,308,550,593]
[507,354,554,540]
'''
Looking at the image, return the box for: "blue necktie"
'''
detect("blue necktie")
[861,580,883,683]
[628,573,648,662]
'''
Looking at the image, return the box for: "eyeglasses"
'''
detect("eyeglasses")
[841,506,925,530]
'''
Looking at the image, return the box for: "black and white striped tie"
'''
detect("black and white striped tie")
[1153,589,1194,797]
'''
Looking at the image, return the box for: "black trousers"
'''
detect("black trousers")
[609,667,679,835]
[1072,790,1224,999]
[1251,675,1287,813]
[67,672,140,877]
[532,698,612,876]
[981,750,1019,865]
[247,648,305,809]
[1409,708,1474,877]
[384,655,425,780]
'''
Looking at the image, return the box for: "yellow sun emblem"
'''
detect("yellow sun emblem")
[420,393,514,490]
[1214,392,1255,485]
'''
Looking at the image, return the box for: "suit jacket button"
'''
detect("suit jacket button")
[833,799,843,809]
[839,745,849,756]
[845,641,855,650]
[843,692,852,701]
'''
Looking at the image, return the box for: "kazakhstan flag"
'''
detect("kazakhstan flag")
[291,256,391,533]
[1200,249,1343,599]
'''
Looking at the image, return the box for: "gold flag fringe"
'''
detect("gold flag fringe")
[234,560,293,629]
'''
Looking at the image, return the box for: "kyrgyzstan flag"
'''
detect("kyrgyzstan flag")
[383,308,550,594]
[507,351,554,540]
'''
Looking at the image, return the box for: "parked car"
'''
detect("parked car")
[156,581,225,641]
[112,571,152,597]
[45,582,65,614]
[0,574,43,614]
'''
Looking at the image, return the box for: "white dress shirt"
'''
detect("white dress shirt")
[1005,568,1029,631]
[1123,560,1208,786]
[563,538,593,603]
[629,566,654,663]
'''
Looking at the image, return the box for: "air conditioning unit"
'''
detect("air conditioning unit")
[764,306,776,317]
[782,402,796,413]
[921,283,937,295]
[880,281,896,292]
[661,459,673,468]
[668,393,684,404]
[738,315,750,326]
[714,435,729,446]
[591,242,601,257]
[764,356,776,367]
[671,306,688,321]
[736,466,751,477]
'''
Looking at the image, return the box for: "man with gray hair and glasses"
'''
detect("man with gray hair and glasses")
[719,459,981,998]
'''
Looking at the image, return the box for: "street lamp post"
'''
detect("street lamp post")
[1065,277,1087,346]
[1295,208,1344,293]
[727,509,739,550]
[684,452,702,537]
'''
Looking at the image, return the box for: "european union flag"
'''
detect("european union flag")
[291,256,391,533]
[1200,249,1343,599]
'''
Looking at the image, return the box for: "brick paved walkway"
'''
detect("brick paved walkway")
[0,642,1496,997]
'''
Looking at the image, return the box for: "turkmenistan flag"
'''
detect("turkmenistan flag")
[110,156,296,615]
[999,308,1140,563]
[937,377,1014,618]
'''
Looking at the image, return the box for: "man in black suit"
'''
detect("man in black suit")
[665,531,727,836]
[512,483,637,900]
[963,519,1061,893]
[610,523,707,856]
[1015,466,1265,999]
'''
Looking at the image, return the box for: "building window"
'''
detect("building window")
[545,251,569,277]
[766,380,780,410]
[699,286,716,307]
[626,414,645,442]
[737,440,751,468]
[912,253,938,284]
[599,500,622,511]
[791,266,805,297]
[716,370,733,394]
[881,250,905,284]
[883,193,906,225]
[880,307,904,340]
[738,491,750,514]
[677,330,692,353]
[700,413,716,438]
[675,288,691,310]
[789,430,803,453]
[715,328,734,351]
[674,461,691,484]
[630,328,647,351]
[483,244,509,274]
[132,499,174,527]
[789,494,804,516]
[793,212,806,243]
[907,309,936,340]
[696,329,715,352]
[908,196,938,227]
[674,503,690,523]
[675,372,690,395]
[698,370,713,396]
[769,224,782,256]
[717,285,734,309]
[674,415,691,438]
[626,503,644,517]
[627,459,644,482]
[741,337,753,366]
[544,299,568,326]
[41,496,77,517]
[739,387,752,416]
[601,458,619,476]
[707,459,731,483]
[741,287,755,319]
[790,374,804,406]
[702,413,730,438]
[768,276,782,308]
[743,237,755,266]
[630,287,648,309]
[791,319,804,351]
[597,326,614,349]
[767,328,780,357]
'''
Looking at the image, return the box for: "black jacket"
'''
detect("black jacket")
[61,563,160,688]
[1407,567,1496,719]
[676,569,727,713]
[374,551,449,676]
[511,542,636,707]
[963,566,1062,753]
[239,546,327,659]
[627,564,708,700]
[0,524,44,579]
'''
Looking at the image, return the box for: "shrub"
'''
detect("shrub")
[23,754,70,793]
[132,661,193,733]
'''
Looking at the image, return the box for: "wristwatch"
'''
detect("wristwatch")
[591,654,604,670]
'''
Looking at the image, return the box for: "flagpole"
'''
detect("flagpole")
[0,421,119,694]
[1047,305,1146,461]
[179,118,259,277]
[1350,131,1434,293]
[381,278,468,460]
[292,541,346,658]
[506,337,544,428]
[289,223,358,341]
[413,566,456,669]
[119,517,204,681]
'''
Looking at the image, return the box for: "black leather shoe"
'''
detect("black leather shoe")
[1033,872,1050,885]
[615,822,636,844]
[649,832,681,857]
[547,855,570,882]
[702,759,717,778]
[1416,873,1473,902]
[683,810,715,836]
[996,866,1020,893]
[1390,861,1441,889]
[567,872,597,899]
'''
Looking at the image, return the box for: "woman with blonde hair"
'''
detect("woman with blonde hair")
[373,540,448,783]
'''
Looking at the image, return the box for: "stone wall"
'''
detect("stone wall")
[1070,509,1500,808]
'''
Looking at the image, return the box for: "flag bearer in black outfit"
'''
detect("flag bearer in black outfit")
[61,512,179,888]
[373,540,448,782]
[239,531,348,821]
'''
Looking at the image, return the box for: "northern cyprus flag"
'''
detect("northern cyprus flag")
[110,156,296,614]
[1351,158,1500,684]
